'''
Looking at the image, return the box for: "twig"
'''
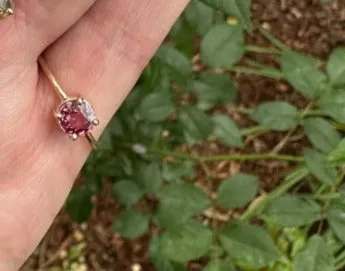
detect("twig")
[38,235,50,267]
[203,208,231,222]
[90,254,102,271]
[270,129,295,154]
[39,236,73,269]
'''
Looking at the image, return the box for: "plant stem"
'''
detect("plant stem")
[245,45,281,55]
[198,153,303,163]
[245,59,275,70]
[258,26,290,51]
[313,193,340,201]
[332,121,345,132]
[229,66,283,79]
[118,142,304,163]
[302,110,324,117]
[240,166,309,220]
[241,125,269,136]
[148,148,195,160]
[315,184,329,197]
[336,248,345,270]
[149,148,303,162]
[229,106,253,115]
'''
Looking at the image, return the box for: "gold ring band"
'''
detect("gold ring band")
[38,56,99,150]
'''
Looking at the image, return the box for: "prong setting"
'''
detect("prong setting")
[0,8,12,18]
[92,119,100,126]
[0,0,14,19]
[70,133,79,141]
[56,113,63,120]
[56,97,97,137]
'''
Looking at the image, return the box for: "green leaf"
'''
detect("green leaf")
[112,209,149,239]
[155,45,192,83]
[190,72,236,111]
[319,91,345,123]
[203,258,236,271]
[264,196,322,227]
[327,47,345,87]
[113,180,144,207]
[213,115,243,147]
[303,148,337,186]
[184,0,215,35]
[200,0,252,31]
[201,24,245,69]
[178,106,214,143]
[293,236,335,271]
[156,183,212,228]
[219,220,280,268]
[137,91,175,123]
[141,59,172,93]
[135,162,163,193]
[303,117,342,154]
[328,194,345,243]
[251,102,299,131]
[159,220,213,262]
[98,129,112,150]
[281,50,326,99]
[216,173,258,209]
[66,185,93,223]
[149,235,187,271]
[169,18,196,58]
[162,160,196,182]
[329,139,345,164]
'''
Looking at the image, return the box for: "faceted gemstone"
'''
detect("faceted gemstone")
[57,98,97,136]
[0,0,13,18]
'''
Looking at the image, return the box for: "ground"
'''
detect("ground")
[21,0,345,270]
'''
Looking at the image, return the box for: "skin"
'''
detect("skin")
[0,0,190,269]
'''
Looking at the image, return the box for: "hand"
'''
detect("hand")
[0,0,189,269]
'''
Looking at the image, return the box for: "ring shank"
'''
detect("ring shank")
[86,133,98,150]
[38,56,69,101]
[38,56,99,150]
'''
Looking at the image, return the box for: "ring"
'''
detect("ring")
[38,56,100,150]
[0,0,14,19]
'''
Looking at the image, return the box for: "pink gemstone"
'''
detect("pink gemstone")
[57,98,97,135]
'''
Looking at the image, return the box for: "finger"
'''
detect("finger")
[0,0,189,268]
[0,0,96,67]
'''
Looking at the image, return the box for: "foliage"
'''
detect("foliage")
[66,0,345,270]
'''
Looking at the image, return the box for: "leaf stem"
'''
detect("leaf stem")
[240,125,269,136]
[229,66,283,79]
[240,166,309,220]
[245,45,281,55]
[115,142,304,163]
[313,193,340,201]
[335,248,345,270]
[149,148,303,163]
[257,26,290,51]
[198,153,303,162]
[301,110,325,117]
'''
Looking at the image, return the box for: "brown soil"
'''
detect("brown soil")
[21,0,345,270]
